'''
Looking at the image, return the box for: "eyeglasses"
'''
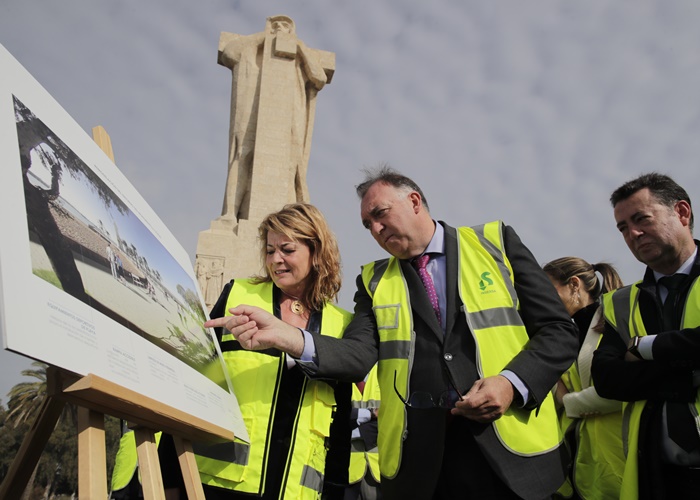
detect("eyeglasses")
[393,370,464,409]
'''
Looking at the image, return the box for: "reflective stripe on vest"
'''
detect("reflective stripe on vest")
[362,257,414,479]
[195,279,352,498]
[457,224,561,456]
[363,221,562,478]
[603,278,700,499]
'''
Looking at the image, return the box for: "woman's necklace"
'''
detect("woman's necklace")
[284,292,305,315]
[290,300,305,315]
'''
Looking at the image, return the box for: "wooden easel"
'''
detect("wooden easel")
[0,127,233,499]
[0,367,233,499]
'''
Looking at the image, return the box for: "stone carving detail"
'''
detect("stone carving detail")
[196,255,225,308]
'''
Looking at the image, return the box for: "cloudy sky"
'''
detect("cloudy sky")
[2,0,700,402]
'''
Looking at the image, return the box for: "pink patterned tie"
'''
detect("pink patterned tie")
[413,254,441,325]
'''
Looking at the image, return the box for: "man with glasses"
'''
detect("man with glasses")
[214,166,578,499]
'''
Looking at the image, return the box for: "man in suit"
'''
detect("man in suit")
[210,166,578,499]
[592,173,700,498]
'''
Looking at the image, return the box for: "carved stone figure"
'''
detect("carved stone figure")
[195,16,334,291]
[196,256,225,309]
[218,15,333,221]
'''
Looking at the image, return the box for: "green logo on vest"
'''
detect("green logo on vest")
[479,272,494,292]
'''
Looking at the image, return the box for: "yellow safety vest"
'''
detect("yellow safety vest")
[195,280,352,499]
[348,364,381,484]
[558,307,624,499]
[364,221,563,478]
[602,278,700,500]
[110,430,163,492]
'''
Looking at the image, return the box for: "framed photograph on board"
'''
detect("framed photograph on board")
[0,44,247,442]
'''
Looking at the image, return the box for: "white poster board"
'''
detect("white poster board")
[0,44,247,442]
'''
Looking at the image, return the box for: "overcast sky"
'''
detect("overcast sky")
[2,0,700,403]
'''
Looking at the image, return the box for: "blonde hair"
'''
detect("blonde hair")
[252,203,342,311]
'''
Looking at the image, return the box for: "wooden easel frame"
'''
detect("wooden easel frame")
[0,127,234,498]
[0,367,233,499]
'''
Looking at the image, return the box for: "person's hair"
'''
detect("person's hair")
[544,257,623,332]
[252,203,341,311]
[355,164,430,212]
[544,257,623,301]
[610,172,694,231]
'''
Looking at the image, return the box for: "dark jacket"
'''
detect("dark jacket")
[308,222,578,499]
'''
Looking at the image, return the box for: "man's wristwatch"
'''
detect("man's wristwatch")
[627,336,644,360]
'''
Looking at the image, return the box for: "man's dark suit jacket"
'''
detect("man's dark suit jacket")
[310,222,578,499]
[592,243,700,499]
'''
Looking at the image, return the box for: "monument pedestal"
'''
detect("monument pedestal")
[195,217,262,309]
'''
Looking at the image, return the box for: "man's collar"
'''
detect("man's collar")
[640,241,700,288]
[652,245,698,282]
[423,220,445,256]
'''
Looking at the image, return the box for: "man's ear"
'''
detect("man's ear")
[409,191,422,214]
[676,200,692,227]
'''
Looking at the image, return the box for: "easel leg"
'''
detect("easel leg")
[135,427,166,500]
[0,396,65,499]
[173,436,206,500]
[77,407,106,499]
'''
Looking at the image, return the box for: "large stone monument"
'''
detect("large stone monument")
[195,15,335,308]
